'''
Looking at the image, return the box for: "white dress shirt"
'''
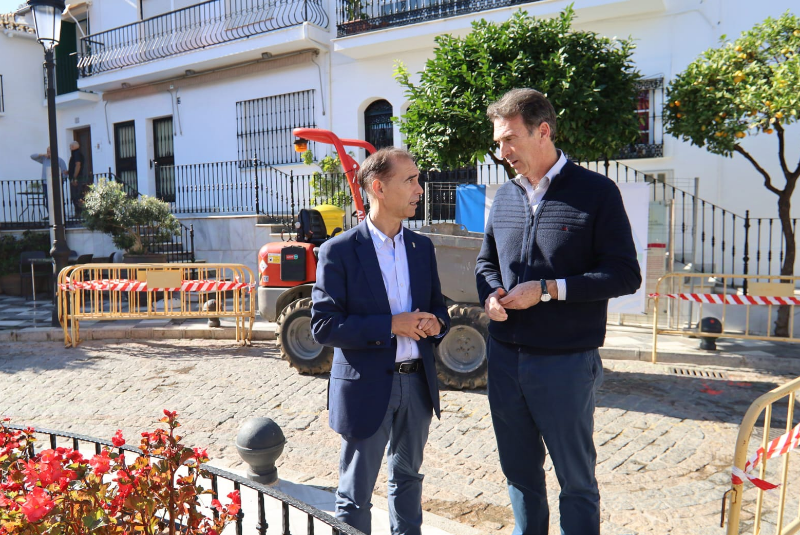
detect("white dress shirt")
[366,216,419,362]
[519,150,568,301]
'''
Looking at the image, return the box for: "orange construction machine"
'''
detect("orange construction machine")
[257,128,489,390]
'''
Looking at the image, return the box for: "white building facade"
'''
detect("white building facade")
[0,0,797,276]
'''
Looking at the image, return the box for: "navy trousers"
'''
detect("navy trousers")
[487,338,603,535]
[335,371,433,535]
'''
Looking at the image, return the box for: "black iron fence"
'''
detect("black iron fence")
[140,156,800,279]
[0,173,195,264]
[78,0,329,76]
[337,0,542,36]
[6,424,363,535]
[0,179,49,230]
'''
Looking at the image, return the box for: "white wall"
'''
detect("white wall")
[0,30,49,181]
[54,60,326,198]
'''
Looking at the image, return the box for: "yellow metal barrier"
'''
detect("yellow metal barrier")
[723,375,800,534]
[651,273,800,363]
[57,263,255,347]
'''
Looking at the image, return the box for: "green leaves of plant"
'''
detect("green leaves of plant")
[394,8,641,169]
[664,11,800,158]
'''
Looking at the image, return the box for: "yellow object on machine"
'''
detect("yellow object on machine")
[314,204,346,236]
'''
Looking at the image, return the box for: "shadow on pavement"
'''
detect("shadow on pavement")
[597,369,785,425]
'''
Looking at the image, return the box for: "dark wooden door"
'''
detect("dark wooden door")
[72,127,93,177]
[153,117,175,202]
[114,121,138,195]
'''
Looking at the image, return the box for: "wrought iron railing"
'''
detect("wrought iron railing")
[0,174,194,264]
[0,179,49,230]
[6,424,364,535]
[422,160,799,280]
[128,155,800,279]
[78,0,329,76]
[337,0,542,36]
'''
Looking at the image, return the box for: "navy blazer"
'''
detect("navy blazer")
[311,221,450,439]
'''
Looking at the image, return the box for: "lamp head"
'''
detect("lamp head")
[27,0,66,50]
[294,139,309,153]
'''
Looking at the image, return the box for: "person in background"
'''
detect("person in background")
[67,141,87,217]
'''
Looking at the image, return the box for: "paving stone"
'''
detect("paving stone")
[2,340,799,534]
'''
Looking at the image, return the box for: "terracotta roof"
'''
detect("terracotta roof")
[0,12,35,35]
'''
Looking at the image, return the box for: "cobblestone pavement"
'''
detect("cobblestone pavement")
[1,339,797,534]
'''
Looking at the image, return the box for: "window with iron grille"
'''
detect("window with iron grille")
[364,99,394,150]
[236,90,316,165]
[619,77,664,159]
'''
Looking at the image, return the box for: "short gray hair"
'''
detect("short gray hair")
[487,88,557,139]
[357,147,415,198]
[70,141,80,149]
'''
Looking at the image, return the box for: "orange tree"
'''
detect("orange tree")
[664,11,800,335]
[394,6,641,177]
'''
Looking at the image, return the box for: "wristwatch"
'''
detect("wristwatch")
[540,279,552,302]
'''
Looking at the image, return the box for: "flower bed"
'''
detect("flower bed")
[0,410,240,535]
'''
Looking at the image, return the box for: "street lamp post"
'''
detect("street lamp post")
[27,0,69,327]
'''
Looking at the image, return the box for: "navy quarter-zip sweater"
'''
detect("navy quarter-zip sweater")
[475,160,642,352]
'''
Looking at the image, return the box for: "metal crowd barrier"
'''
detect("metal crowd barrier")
[722,375,800,534]
[57,263,255,348]
[650,272,800,363]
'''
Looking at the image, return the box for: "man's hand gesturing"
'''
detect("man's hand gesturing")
[392,309,437,340]
[485,288,508,322]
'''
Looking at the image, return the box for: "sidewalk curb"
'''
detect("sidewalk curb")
[4,326,277,343]
[6,326,799,374]
[600,346,800,372]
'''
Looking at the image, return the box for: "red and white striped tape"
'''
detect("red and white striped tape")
[59,279,254,292]
[649,293,800,306]
[731,422,800,491]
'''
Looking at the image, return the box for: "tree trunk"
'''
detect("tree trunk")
[774,193,795,337]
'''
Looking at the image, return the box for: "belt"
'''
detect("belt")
[394,360,422,374]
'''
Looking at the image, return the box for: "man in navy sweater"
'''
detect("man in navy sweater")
[476,89,641,535]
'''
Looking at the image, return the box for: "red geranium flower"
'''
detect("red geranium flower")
[112,430,125,448]
[88,450,112,475]
[19,487,55,523]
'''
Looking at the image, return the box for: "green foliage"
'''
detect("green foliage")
[82,180,181,255]
[0,231,50,276]
[343,0,367,20]
[303,150,354,209]
[664,11,800,156]
[395,7,641,170]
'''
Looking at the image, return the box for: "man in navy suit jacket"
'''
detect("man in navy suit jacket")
[311,147,450,535]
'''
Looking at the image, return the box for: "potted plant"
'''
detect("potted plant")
[82,180,182,263]
[0,410,241,535]
[340,0,370,33]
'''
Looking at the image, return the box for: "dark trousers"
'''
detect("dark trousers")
[336,371,432,535]
[487,338,603,535]
[69,181,86,216]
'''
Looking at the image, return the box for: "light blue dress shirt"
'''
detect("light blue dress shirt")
[366,216,420,362]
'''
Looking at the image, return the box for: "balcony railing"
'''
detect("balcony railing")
[78,0,329,76]
[337,0,542,36]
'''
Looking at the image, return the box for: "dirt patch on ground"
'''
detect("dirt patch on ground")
[423,498,514,532]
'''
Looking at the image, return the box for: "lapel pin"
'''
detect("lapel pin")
[412,242,416,248]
